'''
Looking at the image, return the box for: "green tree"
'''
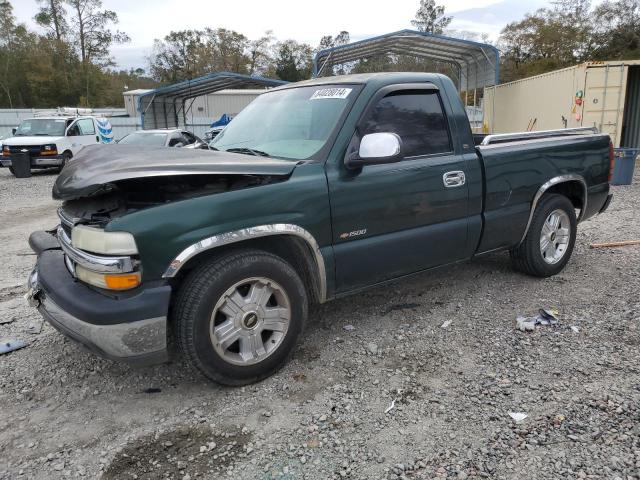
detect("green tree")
[591,0,640,60]
[411,0,452,34]
[274,40,312,82]
[34,0,68,41]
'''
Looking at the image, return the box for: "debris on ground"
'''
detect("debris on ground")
[571,325,580,333]
[0,338,27,355]
[516,308,559,331]
[385,399,396,414]
[589,239,640,248]
[343,324,355,331]
[26,319,43,334]
[440,319,452,329]
[508,412,528,423]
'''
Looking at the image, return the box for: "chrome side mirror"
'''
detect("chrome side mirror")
[345,132,403,169]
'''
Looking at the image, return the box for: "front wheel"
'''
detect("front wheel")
[173,250,308,386]
[510,194,577,277]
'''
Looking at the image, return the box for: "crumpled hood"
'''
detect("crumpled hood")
[53,144,298,200]
[5,135,64,146]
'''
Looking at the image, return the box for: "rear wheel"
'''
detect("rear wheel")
[173,250,308,386]
[510,194,577,277]
[56,151,72,173]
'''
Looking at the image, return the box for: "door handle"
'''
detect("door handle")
[443,171,466,188]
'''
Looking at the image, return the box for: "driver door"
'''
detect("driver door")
[67,119,99,147]
[327,86,471,292]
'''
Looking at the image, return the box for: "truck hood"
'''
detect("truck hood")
[4,136,64,145]
[53,144,298,200]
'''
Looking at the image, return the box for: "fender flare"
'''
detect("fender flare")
[162,224,327,302]
[519,174,587,245]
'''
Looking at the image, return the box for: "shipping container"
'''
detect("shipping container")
[483,61,640,148]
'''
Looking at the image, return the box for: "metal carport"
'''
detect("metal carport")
[313,29,500,105]
[138,72,287,130]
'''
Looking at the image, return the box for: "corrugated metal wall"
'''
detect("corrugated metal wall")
[621,66,640,148]
[483,64,584,134]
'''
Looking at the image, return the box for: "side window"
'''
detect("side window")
[76,119,95,135]
[67,123,80,136]
[168,134,183,147]
[362,91,452,157]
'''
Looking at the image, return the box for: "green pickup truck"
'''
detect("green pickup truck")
[27,73,614,385]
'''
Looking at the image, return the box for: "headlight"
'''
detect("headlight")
[41,144,58,155]
[75,265,141,290]
[71,225,138,255]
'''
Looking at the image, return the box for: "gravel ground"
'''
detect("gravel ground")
[0,166,639,480]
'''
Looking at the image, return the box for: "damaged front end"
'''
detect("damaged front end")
[27,144,297,366]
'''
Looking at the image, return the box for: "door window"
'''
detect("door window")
[76,119,96,135]
[362,91,452,158]
[182,132,197,145]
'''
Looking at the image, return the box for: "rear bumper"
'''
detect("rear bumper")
[1,155,64,168]
[27,234,171,366]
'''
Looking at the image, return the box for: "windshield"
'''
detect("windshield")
[211,85,358,160]
[14,118,67,137]
[118,132,168,146]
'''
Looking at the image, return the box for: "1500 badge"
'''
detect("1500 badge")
[339,229,367,240]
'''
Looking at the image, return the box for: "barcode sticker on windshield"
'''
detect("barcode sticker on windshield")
[310,88,352,100]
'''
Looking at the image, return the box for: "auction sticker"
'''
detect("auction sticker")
[310,88,352,100]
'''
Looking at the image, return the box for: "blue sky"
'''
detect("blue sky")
[13,0,550,71]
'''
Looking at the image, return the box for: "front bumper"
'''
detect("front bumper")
[2,155,64,168]
[27,235,171,366]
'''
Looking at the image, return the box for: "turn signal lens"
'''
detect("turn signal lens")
[104,273,141,290]
[75,265,141,290]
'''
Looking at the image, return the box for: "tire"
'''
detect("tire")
[57,151,72,173]
[8,166,15,176]
[510,193,577,277]
[173,249,308,386]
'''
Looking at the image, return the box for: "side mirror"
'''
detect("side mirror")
[11,127,16,135]
[345,132,403,169]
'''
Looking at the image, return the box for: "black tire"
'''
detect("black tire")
[8,166,15,175]
[57,151,72,173]
[173,249,308,386]
[510,193,577,277]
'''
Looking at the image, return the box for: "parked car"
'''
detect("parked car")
[26,72,614,386]
[1,113,113,176]
[204,125,225,143]
[118,129,209,149]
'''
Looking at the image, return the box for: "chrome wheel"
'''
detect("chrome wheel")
[540,209,571,265]
[210,277,291,366]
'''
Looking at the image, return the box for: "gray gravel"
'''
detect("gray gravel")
[1,166,639,480]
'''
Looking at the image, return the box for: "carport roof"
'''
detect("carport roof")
[138,71,288,129]
[313,29,500,91]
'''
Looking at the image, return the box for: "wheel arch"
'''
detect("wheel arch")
[163,225,327,303]
[519,174,586,245]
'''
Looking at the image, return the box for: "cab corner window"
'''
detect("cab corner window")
[362,90,452,158]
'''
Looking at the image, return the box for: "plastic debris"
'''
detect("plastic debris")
[508,412,528,423]
[0,339,27,355]
[385,399,396,414]
[571,326,580,333]
[516,308,559,332]
[440,320,452,329]
[343,324,355,331]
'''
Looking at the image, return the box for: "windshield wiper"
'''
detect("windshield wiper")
[224,147,271,157]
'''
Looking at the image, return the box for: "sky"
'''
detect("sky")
[12,0,551,71]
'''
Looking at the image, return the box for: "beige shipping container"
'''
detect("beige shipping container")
[483,60,640,148]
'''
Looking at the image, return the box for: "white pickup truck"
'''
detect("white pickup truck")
[1,114,114,176]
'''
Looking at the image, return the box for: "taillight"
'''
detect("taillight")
[608,142,615,183]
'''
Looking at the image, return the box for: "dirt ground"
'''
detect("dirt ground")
[0,167,639,480]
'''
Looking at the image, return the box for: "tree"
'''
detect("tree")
[34,0,68,41]
[591,0,640,60]
[274,40,312,82]
[65,0,129,105]
[411,0,452,34]
[248,30,274,75]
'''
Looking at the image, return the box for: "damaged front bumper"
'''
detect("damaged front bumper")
[27,232,171,366]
